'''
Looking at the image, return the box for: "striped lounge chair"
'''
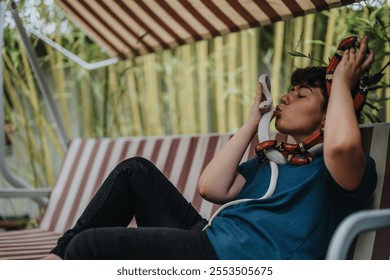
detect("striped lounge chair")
[0,123,389,260]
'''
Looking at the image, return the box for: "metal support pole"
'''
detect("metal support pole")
[0,2,47,207]
[9,0,68,148]
[26,27,119,71]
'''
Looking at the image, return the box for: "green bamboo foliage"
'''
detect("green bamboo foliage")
[3,39,64,186]
[323,9,338,62]
[2,2,389,192]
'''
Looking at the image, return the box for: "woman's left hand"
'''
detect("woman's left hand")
[333,35,374,90]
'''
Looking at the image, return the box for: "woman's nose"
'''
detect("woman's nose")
[280,94,289,105]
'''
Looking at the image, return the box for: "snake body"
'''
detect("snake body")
[257,74,286,165]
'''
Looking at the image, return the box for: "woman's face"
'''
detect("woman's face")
[274,85,326,142]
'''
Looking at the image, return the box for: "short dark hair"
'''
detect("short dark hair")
[290,66,328,112]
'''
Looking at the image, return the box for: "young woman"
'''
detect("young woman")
[43,36,376,260]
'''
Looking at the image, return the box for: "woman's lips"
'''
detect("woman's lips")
[273,105,281,117]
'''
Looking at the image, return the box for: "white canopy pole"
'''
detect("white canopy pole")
[25,27,119,71]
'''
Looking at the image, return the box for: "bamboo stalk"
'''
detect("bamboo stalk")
[196,41,209,134]
[249,29,259,118]
[143,54,163,135]
[271,22,285,98]
[284,18,294,93]
[226,32,239,132]
[240,30,252,121]
[177,44,196,134]
[107,64,123,136]
[51,31,71,136]
[302,14,315,67]
[240,29,250,119]
[117,61,134,136]
[337,8,348,39]
[323,9,338,63]
[312,14,325,64]
[293,16,304,68]
[213,36,226,132]
[126,58,143,136]
[75,36,94,137]
[159,51,178,135]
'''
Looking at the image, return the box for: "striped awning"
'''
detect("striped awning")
[56,0,359,58]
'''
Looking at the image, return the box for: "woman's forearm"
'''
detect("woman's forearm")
[197,120,257,203]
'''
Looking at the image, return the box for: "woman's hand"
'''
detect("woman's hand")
[246,82,265,130]
[333,35,374,90]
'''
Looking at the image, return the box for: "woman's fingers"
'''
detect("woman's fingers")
[342,36,374,73]
[361,48,375,71]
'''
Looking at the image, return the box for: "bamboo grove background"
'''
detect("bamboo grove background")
[1,0,389,217]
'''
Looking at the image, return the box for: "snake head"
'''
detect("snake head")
[259,100,273,111]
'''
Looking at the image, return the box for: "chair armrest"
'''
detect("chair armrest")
[0,188,51,198]
[326,209,390,260]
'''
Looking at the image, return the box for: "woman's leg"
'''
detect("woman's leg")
[64,223,218,260]
[51,157,204,258]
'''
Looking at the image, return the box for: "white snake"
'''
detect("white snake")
[256,74,285,198]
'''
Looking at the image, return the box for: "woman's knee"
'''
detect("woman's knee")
[64,229,97,260]
[116,157,155,173]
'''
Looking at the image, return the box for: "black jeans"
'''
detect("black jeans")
[51,157,218,260]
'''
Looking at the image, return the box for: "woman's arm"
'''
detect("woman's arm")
[197,83,264,204]
[324,36,374,192]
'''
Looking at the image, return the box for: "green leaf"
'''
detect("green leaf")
[288,51,308,58]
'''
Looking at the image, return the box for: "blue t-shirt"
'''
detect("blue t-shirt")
[205,154,376,259]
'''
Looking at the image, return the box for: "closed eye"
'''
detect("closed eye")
[298,88,312,97]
